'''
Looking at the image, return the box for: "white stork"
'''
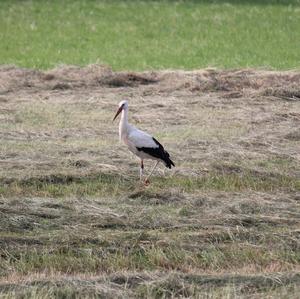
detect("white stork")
[113,100,175,184]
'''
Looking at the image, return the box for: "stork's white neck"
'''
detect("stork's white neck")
[119,108,129,141]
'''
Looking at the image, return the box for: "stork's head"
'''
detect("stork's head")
[113,100,128,121]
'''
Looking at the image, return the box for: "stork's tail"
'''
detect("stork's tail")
[163,151,175,169]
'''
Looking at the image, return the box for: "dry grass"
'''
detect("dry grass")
[0,65,299,297]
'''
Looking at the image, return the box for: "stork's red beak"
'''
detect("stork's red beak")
[113,106,122,121]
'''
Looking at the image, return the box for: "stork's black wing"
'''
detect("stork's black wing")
[136,137,175,169]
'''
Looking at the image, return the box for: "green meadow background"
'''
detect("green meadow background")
[0,0,300,70]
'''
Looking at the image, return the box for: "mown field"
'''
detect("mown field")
[0,0,300,70]
[0,65,299,298]
[0,0,300,298]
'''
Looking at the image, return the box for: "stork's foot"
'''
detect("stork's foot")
[137,178,149,187]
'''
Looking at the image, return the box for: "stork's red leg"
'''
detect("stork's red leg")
[140,159,144,181]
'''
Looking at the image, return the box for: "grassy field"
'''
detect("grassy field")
[0,0,300,70]
[0,65,299,297]
[0,0,300,297]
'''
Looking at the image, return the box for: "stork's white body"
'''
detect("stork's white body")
[114,100,174,183]
[119,110,159,161]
